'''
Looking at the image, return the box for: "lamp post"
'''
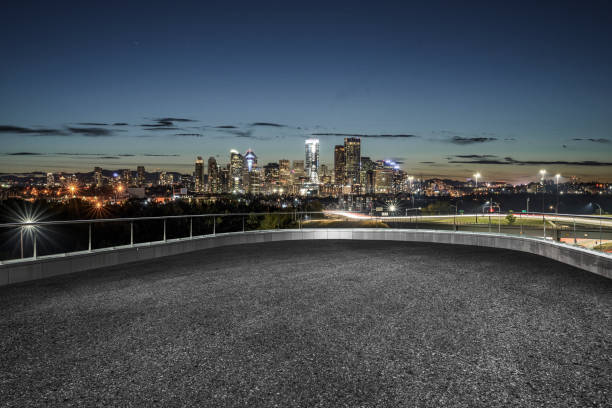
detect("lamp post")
[408,176,414,208]
[449,204,458,230]
[473,173,481,191]
[526,197,530,213]
[593,203,603,246]
[539,169,546,212]
[555,173,561,213]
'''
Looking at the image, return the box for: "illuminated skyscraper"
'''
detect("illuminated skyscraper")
[94,166,103,187]
[208,157,219,193]
[46,172,54,187]
[279,159,290,186]
[137,166,145,186]
[122,169,131,185]
[230,149,243,193]
[194,156,204,193]
[344,137,361,187]
[334,145,346,186]
[305,138,320,184]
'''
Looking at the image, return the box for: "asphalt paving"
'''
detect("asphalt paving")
[1,240,610,407]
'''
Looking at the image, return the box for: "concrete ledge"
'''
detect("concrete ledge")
[1,229,610,286]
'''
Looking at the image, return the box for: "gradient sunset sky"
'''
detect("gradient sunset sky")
[1,1,611,183]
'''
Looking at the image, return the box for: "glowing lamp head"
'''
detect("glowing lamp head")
[389,205,397,212]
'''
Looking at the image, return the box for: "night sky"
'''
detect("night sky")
[1,0,611,183]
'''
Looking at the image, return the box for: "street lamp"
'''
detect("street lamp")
[408,176,414,208]
[449,204,458,229]
[555,173,561,213]
[593,203,603,247]
[539,169,546,212]
[473,172,481,190]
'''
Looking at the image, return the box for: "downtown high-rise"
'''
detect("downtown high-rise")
[305,138,320,184]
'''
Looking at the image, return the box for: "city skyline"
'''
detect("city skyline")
[1,1,612,182]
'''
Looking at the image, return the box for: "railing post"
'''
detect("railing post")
[88,223,92,252]
[163,219,167,242]
[242,216,245,232]
[190,217,193,239]
[543,214,546,239]
[573,217,576,244]
[20,228,24,258]
[33,230,37,259]
[130,221,134,247]
[213,217,216,235]
[520,213,523,235]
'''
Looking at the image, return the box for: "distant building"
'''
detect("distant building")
[305,138,320,184]
[137,166,145,186]
[344,137,361,187]
[94,167,103,187]
[194,156,204,193]
[122,169,131,185]
[46,172,54,187]
[279,159,290,186]
[264,162,280,193]
[334,145,346,186]
[230,149,243,193]
[208,157,220,193]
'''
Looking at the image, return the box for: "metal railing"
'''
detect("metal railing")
[1,210,610,262]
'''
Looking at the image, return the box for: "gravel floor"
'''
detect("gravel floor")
[1,240,611,407]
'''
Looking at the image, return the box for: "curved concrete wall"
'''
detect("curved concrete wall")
[1,228,610,286]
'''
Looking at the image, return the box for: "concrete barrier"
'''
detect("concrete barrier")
[1,228,610,286]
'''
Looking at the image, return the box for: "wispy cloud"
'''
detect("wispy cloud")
[452,154,498,159]
[251,122,286,127]
[448,157,612,166]
[174,133,203,137]
[215,125,237,129]
[5,152,43,156]
[66,127,115,137]
[572,138,610,143]
[77,122,108,126]
[0,125,66,136]
[448,136,498,144]
[311,133,419,138]
[143,153,180,157]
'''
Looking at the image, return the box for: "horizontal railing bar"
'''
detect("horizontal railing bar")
[0,211,325,228]
[0,210,609,228]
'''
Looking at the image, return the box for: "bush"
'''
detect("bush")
[506,211,516,225]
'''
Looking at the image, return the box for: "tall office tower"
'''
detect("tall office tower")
[334,145,346,186]
[344,137,361,187]
[122,169,131,185]
[320,164,329,178]
[292,160,304,174]
[278,159,290,185]
[304,138,320,184]
[360,157,375,194]
[137,166,145,186]
[374,168,393,194]
[230,149,243,192]
[46,172,54,187]
[264,162,280,192]
[220,166,230,193]
[208,157,219,193]
[194,156,204,193]
[94,166,103,187]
